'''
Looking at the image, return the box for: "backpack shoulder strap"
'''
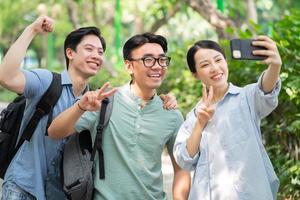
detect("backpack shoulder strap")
[21,72,62,141]
[91,94,114,179]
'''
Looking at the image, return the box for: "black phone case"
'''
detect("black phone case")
[230,39,267,60]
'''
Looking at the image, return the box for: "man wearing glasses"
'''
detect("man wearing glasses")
[48,33,191,200]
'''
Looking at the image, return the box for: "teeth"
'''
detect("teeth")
[149,74,160,77]
[212,74,222,80]
[88,62,99,67]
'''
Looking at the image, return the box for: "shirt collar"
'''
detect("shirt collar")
[226,83,242,95]
[61,68,89,94]
[61,68,72,85]
[121,82,159,104]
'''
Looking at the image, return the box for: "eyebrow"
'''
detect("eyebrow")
[83,43,103,50]
[198,54,222,65]
[214,55,222,59]
[143,53,166,57]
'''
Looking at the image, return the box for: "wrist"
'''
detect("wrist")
[76,102,86,112]
[25,25,38,37]
[195,121,205,132]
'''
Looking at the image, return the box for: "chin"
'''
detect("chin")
[85,71,97,77]
[148,83,162,90]
[214,81,227,88]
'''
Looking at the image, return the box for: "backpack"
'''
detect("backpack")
[0,72,62,179]
[62,95,113,200]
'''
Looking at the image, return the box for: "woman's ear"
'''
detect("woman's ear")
[193,72,200,80]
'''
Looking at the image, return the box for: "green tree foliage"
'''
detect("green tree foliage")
[266,9,300,199]
[0,1,299,198]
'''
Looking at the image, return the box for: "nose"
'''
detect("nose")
[209,62,218,72]
[91,50,101,60]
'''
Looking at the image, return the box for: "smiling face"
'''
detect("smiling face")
[125,43,167,93]
[193,48,228,89]
[67,34,104,77]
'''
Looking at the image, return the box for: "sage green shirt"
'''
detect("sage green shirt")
[75,83,184,200]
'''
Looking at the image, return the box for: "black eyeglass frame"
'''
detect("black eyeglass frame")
[128,56,171,68]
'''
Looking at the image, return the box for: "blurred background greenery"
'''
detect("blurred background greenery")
[0,0,299,199]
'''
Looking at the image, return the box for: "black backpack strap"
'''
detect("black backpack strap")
[91,94,113,179]
[20,72,62,142]
[91,98,109,179]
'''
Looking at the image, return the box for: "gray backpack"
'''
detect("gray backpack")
[62,96,113,200]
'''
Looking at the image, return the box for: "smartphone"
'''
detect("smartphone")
[230,39,267,60]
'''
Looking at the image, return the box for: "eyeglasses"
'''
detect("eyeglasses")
[129,56,171,68]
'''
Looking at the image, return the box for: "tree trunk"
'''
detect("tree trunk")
[92,0,101,27]
[246,0,257,23]
[83,0,94,25]
[186,0,238,38]
[149,1,182,33]
[65,0,80,29]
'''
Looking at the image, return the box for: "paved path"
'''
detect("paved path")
[0,102,175,198]
[0,153,174,199]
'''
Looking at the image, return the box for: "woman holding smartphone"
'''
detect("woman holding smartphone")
[174,36,282,200]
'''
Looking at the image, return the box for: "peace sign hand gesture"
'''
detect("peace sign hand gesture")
[77,82,117,112]
[196,84,215,129]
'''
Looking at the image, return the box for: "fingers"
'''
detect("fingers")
[79,91,101,111]
[202,83,207,102]
[207,86,213,103]
[99,88,117,99]
[85,91,99,104]
[97,82,110,94]
[252,35,282,67]
[202,83,214,107]
[97,82,117,100]
[197,104,214,116]
[77,83,117,112]
[160,93,178,110]
[197,109,211,120]
[159,94,166,100]
[253,35,273,43]
[196,104,215,126]
[41,17,54,32]
[32,15,54,34]
[163,98,177,110]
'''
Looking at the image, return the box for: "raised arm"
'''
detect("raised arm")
[252,35,282,93]
[0,15,54,94]
[48,82,116,139]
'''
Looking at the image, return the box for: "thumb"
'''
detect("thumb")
[159,94,166,101]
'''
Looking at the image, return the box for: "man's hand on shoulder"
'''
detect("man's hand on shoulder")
[160,93,178,110]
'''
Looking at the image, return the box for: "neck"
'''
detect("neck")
[212,82,229,104]
[68,68,89,97]
[130,82,155,102]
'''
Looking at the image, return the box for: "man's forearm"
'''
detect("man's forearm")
[172,170,191,200]
[48,102,85,139]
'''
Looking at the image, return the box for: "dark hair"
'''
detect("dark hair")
[64,26,106,69]
[186,40,226,73]
[123,33,168,60]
